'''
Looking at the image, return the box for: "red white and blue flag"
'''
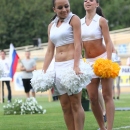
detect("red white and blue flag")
[9,44,19,79]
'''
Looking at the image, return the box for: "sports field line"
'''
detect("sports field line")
[113,125,130,129]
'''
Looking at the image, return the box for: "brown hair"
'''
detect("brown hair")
[52,0,70,7]
[96,6,105,18]
[51,0,70,21]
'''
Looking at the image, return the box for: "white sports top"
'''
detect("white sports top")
[81,14,102,41]
[50,12,75,47]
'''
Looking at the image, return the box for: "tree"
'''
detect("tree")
[0,0,130,49]
[100,0,130,30]
[0,0,53,49]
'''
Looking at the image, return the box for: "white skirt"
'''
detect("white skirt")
[53,59,93,96]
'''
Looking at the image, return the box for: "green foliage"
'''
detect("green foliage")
[100,0,130,30]
[82,49,85,58]
[69,0,85,18]
[0,0,53,49]
[0,0,130,49]
[82,88,89,100]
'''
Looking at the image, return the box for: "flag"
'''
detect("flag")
[9,43,19,79]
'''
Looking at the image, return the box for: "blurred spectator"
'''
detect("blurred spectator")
[0,50,12,103]
[20,50,36,99]
[112,50,121,99]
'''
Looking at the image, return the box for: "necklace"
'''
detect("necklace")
[59,18,64,22]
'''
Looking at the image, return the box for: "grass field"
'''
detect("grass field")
[0,93,130,130]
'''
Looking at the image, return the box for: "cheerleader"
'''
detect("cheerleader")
[81,1,115,130]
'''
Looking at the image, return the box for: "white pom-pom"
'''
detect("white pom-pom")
[30,70,55,92]
[60,61,93,94]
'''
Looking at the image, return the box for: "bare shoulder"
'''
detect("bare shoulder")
[72,15,80,20]
[99,17,108,27]
[72,15,80,21]
[71,15,81,26]
[48,22,54,34]
[48,22,53,30]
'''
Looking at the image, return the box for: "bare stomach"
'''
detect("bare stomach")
[55,43,75,62]
[83,39,106,58]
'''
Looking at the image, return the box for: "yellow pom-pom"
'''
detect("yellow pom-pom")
[93,58,120,78]
[111,62,121,78]
[82,58,86,63]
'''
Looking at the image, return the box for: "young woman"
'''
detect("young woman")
[81,0,114,130]
[43,0,85,130]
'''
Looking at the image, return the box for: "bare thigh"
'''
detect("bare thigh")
[101,78,113,98]
[69,92,82,106]
[59,94,71,109]
[59,92,82,112]
[86,78,100,101]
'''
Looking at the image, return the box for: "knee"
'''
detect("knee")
[71,102,79,112]
[89,96,98,106]
[103,94,112,102]
[61,102,71,114]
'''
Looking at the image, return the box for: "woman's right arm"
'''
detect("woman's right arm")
[43,23,55,72]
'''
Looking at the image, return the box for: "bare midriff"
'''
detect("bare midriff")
[83,38,106,58]
[55,43,75,62]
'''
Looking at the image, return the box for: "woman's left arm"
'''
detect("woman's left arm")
[100,18,113,59]
[71,15,82,74]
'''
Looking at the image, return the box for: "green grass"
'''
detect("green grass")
[0,94,130,130]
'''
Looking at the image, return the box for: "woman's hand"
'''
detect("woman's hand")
[73,66,82,75]
[42,69,46,73]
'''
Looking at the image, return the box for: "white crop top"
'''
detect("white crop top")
[81,14,102,41]
[50,12,75,47]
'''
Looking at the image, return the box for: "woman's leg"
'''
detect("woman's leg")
[59,94,75,130]
[112,79,116,99]
[69,91,85,130]
[101,78,115,130]
[87,78,106,130]
[116,76,120,99]
[98,89,106,116]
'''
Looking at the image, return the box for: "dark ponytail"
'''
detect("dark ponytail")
[52,0,55,7]
[51,0,57,21]
[96,6,105,18]
[51,14,57,21]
